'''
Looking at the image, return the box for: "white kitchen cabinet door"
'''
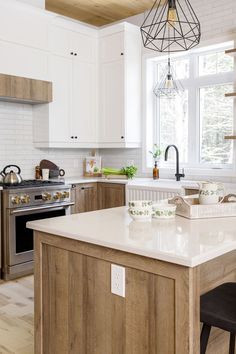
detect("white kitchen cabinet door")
[48,55,72,142]
[99,32,124,63]
[99,60,124,143]
[0,40,48,80]
[70,31,97,63]
[0,3,48,50]
[48,26,72,58]
[71,61,97,143]
[98,23,141,148]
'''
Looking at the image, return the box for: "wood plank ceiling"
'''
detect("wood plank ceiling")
[45,0,156,27]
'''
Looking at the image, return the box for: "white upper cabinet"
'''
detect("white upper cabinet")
[34,23,98,148]
[0,40,48,80]
[99,32,124,63]
[71,60,97,143]
[98,23,141,148]
[0,1,48,50]
[49,25,97,63]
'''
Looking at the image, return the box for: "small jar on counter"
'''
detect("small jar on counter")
[153,161,159,180]
[35,166,41,180]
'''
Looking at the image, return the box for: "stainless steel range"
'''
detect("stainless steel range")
[1,180,73,280]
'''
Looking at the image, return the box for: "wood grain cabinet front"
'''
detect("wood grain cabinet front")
[71,183,98,214]
[97,183,125,210]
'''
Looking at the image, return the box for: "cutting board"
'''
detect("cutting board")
[39,160,60,178]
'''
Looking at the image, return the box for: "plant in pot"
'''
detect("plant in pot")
[149,145,162,180]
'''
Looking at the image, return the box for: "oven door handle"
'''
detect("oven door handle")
[10,202,75,215]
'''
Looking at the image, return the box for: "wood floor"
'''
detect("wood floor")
[0,276,34,354]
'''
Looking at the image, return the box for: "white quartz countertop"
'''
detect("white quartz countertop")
[27,206,236,267]
[64,176,129,185]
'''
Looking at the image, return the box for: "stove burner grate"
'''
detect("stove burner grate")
[1,179,65,189]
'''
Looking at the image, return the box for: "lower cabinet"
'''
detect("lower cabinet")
[97,183,125,210]
[71,182,126,214]
[71,183,98,214]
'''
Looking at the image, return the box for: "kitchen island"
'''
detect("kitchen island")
[27,207,236,354]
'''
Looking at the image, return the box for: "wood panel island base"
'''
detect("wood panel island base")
[28,208,236,354]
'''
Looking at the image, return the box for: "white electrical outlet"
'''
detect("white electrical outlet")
[111,264,125,297]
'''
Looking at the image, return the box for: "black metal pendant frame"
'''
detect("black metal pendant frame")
[153,58,184,98]
[141,0,201,53]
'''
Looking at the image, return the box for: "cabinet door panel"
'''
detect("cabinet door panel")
[48,55,72,142]
[48,26,71,57]
[98,183,125,210]
[99,60,124,143]
[76,183,98,213]
[0,41,48,80]
[0,4,47,50]
[70,31,96,63]
[71,61,97,143]
[99,32,124,62]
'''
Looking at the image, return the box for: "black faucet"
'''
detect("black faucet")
[164,145,185,181]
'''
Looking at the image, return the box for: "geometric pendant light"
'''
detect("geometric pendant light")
[153,58,184,98]
[141,0,201,53]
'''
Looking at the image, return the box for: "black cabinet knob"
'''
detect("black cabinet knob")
[74,53,77,56]
[71,136,74,139]
[121,52,124,56]
[75,136,78,139]
[70,52,74,55]
[121,136,124,139]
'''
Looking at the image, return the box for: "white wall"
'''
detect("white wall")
[0,102,91,179]
[17,0,45,9]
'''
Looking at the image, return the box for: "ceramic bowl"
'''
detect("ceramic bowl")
[128,206,153,221]
[128,200,153,208]
[152,203,176,219]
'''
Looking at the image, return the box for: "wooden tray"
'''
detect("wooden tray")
[169,194,236,219]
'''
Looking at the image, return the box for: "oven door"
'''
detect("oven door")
[7,202,73,267]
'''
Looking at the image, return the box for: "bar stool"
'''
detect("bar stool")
[200,282,236,354]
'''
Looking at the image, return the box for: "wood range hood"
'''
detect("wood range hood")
[0,73,52,104]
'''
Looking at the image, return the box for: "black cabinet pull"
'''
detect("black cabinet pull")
[74,53,77,56]
[75,136,78,139]
[71,136,74,139]
[70,52,74,55]
[121,52,124,56]
[121,136,124,139]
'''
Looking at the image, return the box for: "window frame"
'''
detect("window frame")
[142,39,236,177]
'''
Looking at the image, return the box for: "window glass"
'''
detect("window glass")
[159,91,188,163]
[150,42,234,170]
[199,51,234,76]
[200,84,233,164]
[158,59,189,81]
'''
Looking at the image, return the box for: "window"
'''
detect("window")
[145,42,234,171]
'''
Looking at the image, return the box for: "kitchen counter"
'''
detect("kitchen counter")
[27,206,236,267]
[64,176,236,193]
[30,207,236,354]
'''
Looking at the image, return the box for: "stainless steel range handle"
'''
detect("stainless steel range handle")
[10,202,75,215]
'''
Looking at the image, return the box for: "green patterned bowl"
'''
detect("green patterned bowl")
[152,203,176,219]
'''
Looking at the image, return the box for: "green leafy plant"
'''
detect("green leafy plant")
[149,144,162,160]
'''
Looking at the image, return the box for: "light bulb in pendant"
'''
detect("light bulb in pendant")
[165,74,174,89]
[168,0,177,24]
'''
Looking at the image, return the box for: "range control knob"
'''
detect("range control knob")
[11,196,20,205]
[61,191,70,199]
[42,192,52,201]
[53,192,62,200]
[20,195,30,204]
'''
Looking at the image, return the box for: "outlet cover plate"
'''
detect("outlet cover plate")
[111,264,125,297]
